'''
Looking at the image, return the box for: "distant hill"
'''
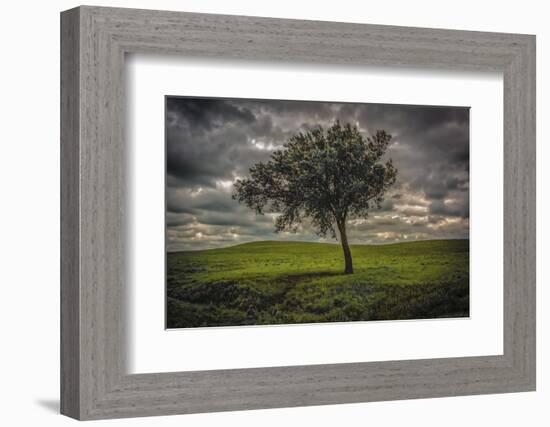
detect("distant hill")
[173,238,469,254]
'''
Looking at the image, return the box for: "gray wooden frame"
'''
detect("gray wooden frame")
[60,5,536,420]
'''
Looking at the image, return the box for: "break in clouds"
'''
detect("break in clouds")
[166,97,469,252]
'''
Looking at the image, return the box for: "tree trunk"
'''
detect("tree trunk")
[337,221,354,274]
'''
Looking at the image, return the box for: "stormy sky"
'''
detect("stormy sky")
[166,97,469,252]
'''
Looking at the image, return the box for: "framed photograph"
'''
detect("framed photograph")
[165,96,470,329]
[61,6,536,420]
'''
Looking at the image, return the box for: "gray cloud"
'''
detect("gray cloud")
[166,97,469,251]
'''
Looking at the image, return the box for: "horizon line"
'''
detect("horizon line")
[167,237,469,254]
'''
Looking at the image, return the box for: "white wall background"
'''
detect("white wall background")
[0,0,546,425]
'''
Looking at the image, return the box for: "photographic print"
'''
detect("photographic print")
[166,97,469,329]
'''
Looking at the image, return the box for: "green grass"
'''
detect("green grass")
[167,239,469,328]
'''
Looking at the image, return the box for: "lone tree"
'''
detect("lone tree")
[233,121,397,274]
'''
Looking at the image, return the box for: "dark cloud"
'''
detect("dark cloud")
[166,187,237,214]
[166,97,469,251]
[166,97,255,131]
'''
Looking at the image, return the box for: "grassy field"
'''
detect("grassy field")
[167,239,469,328]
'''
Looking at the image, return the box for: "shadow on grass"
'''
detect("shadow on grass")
[278,270,343,283]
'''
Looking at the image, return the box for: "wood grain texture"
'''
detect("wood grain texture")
[60,7,80,419]
[60,5,536,420]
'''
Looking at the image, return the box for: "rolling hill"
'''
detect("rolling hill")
[167,239,469,328]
